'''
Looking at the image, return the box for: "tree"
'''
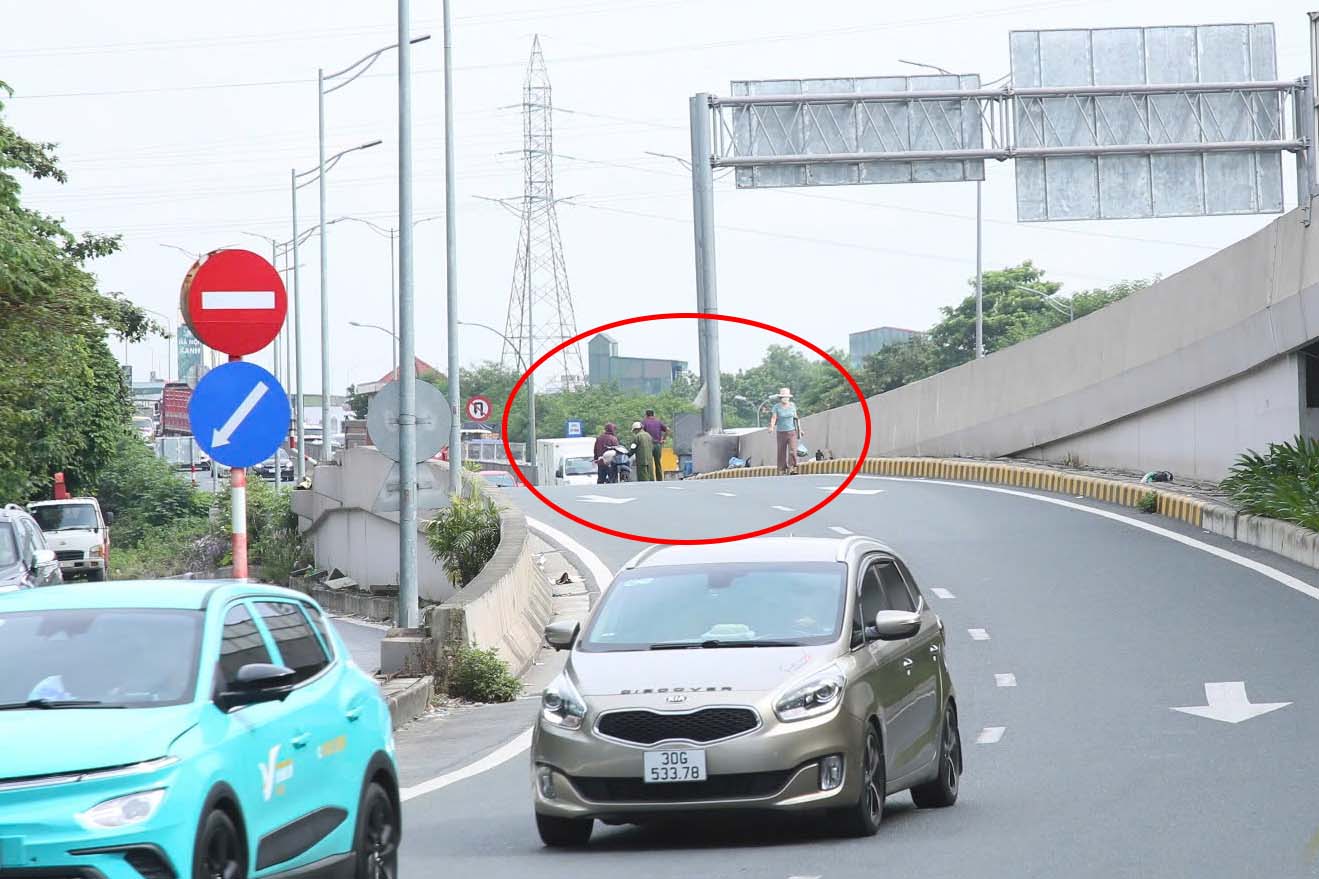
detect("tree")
[926,261,1062,369]
[346,385,371,419]
[0,82,154,500]
[856,336,939,395]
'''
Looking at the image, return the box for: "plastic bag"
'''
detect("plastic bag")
[796,442,809,459]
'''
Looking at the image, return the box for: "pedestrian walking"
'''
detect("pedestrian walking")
[593,422,620,484]
[630,421,656,482]
[768,387,801,475]
[641,409,667,481]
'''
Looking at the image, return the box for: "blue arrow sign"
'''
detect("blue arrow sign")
[189,361,291,469]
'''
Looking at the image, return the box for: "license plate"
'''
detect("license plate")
[643,749,707,783]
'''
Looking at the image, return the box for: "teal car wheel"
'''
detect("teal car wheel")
[195,808,246,879]
[356,782,398,879]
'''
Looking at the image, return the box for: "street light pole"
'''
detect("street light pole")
[317,67,333,464]
[291,170,307,482]
[397,0,420,629]
[458,320,533,465]
[442,0,462,497]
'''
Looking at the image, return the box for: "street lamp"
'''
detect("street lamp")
[457,320,534,471]
[290,140,381,477]
[138,307,174,382]
[900,58,984,359]
[349,320,398,341]
[1013,283,1074,322]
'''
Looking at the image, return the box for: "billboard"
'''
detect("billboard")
[1010,23,1285,221]
[177,323,205,388]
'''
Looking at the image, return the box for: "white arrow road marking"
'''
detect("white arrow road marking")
[817,486,885,495]
[976,727,1005,744]
[931,587,956,599]
[400,728,533,802]
[1171,682,1292,724]
[995,673,1017,687]
[202,290,276,310]
[829,526,853,535]
[576,495,635,505]
[771,505,794,512]
[211,381,270,447]
[968,628,990,640]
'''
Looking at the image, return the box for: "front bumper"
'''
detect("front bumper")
[0,769,189,879]
[531,696,865,820]
[56,558,104,576]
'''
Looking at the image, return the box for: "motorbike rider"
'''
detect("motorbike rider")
[593,422,621,484]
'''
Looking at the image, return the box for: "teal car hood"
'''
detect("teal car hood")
[0,705,198,779]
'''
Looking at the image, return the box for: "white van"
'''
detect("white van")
[27,497,112,581]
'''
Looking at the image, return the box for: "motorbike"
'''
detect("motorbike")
[600,444,633,483]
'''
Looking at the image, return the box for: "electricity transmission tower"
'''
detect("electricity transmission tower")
[501,35,585,389]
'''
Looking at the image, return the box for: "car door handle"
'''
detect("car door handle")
[345,706,364,722]
[929,644,941,654]
[901,658,915,668]
[291,733,312,749]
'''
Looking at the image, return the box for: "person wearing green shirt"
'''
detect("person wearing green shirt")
[630,421,656,481]
[768,387,801,475]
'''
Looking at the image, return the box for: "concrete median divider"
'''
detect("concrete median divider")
[692,456,1319,574]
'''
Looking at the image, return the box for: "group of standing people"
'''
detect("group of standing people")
[593,410,668,484]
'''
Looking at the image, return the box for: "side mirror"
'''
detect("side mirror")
[216,663,297,711]
[104,512,115,525]
[32,548,57,570]
[544,620,580,651]
[871,610,921,641]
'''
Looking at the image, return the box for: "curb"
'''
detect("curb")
[384,676,434,730]
[694,456,1319,572]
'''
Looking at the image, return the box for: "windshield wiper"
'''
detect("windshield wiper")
[0,699,121,710]
[649,639,804,650]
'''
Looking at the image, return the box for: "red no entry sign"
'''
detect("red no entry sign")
[180,249,288,356]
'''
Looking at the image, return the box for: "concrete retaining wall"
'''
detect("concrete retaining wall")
[727,207,1319,482]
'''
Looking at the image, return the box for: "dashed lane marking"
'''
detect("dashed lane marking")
[716,491,736,497]
[995,673,1017,687]
[968,628,990,640]
[931,587,956,599]
[976,726,1006,744]
[772,505,794,512]
[829,526,853,535]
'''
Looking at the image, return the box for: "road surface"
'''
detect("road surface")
[395,475,1319,878]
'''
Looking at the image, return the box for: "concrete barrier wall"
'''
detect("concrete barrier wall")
[427,479,552,678]
[731,207,1319,481]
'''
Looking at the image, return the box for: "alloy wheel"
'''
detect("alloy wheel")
[863,729,883,823]
[365,796,397,879]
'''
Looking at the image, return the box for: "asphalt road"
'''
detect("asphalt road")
[397,475,1319,878]
[327,615,387,675]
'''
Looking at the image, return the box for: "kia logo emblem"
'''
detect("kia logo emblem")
[665,695,687,703]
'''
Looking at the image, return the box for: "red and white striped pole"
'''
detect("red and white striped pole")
[228,353,249,580]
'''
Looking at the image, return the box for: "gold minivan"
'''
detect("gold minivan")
[531,536,961,846]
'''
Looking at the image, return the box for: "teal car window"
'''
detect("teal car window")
[257,602,329,683]
[302,604,337,660]
[0,608,202,707]
[219,604,273,688]
[0,522,18,566]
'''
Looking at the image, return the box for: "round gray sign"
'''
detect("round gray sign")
[366,379,452,463]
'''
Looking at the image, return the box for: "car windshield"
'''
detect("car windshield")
[482,472,515,487]
[30,504,98,532]
[580,562,848,651]
[0,608,203,708]
[564,457,595,476]
[0,523,17,567]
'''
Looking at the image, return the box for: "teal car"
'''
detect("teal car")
[0,581,399,879]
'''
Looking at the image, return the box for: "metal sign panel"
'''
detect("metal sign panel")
[177,325,204,388]
[1010,23,1284,221]
[726,75,987,188]
[189,361,291,469]
[366,380,452,463]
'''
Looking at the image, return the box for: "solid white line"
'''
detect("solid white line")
[829,526,853,535]
[526,516,615,595]
[771,505,794,512]
[884,478,1319,604]
[968,628,990,640]
[201,290,275,310]
[931,587,955,599]
[995,673,1017,687]
[976,726,1006,744]
[399,728,533,802]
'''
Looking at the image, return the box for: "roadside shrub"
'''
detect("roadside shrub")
[1221,437,1319,530]
[447,646,521,703]
[111,521,216,580]
[1138,491,1158,514]
[424,493,501,587]
[96,434,208,546]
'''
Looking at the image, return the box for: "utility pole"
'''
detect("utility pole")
[290,170,308,483]
[396,0,420,628]
[689,93,723,432]
[443,0,462,496]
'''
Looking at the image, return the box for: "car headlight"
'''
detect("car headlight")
[90,545,103,558]
[541,673,587,730]
[774,666,846,722]
[75,788,167,830]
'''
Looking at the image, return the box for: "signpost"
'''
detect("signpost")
[465,395,492,422]
[565,419,583,438]
[367,379,452,464]
[181,249,289,580]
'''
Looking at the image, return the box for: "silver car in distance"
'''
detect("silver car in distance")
[530,536,962,846]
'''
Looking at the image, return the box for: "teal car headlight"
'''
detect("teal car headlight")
[75,787,167,830]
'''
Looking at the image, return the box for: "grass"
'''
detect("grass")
[1221,436,1319,530]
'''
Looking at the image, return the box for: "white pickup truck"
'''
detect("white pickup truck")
[27,497,112,581]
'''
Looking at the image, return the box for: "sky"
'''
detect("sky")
[4,0,1314,396]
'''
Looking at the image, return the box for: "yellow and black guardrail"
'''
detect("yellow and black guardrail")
[692,456,1210,530]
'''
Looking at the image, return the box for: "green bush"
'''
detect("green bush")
[447,646,521,703]
[111,521,223,580]
[1221,436,1319,530]
[1139,491,1158,514]
[424,493,501,587]
[96,434,209,546]
[252,527,313,586]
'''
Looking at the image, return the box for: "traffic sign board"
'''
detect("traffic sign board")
[565,420,584,438]
[181,249,288,356]
[189,361,292,469]
[367,380,452,463]
[466,395,493,421]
